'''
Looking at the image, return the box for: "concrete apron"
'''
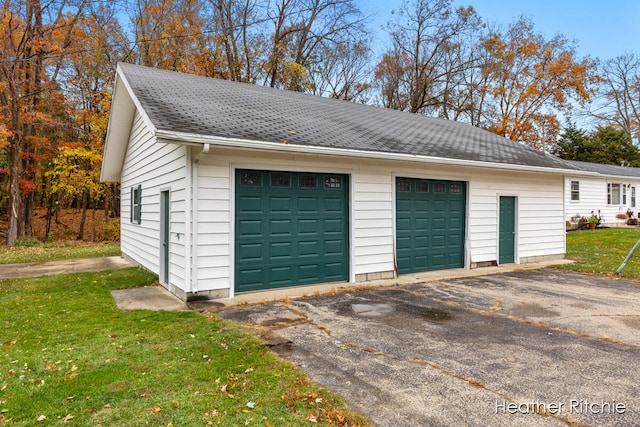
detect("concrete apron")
[206,259,575,309]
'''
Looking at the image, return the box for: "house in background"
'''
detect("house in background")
[101,63,584,301]
[564,160,640,227]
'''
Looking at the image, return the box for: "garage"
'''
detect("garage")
[235,169,349,292]
[396,177,466,274]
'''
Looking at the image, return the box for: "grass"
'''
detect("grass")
[0,268,370,426]
[557,227,640,278]
[0,241,121,264]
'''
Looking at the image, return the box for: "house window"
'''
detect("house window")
[131,184,142,224]
[608,183,621,205]
[450,183,462,194]
[433,182,445,193]
[623,185,627,205]
[570,181,580,201]
[632,187,636,208]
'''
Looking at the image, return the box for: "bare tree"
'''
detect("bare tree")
[374,0,483,114]
[590,53,640,144]
[263,0,367,92]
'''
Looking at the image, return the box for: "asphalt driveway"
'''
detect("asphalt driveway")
[216,269,640,426]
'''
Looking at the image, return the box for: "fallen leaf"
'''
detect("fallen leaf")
[307,414,317,423]
[246,401,255,409]
[37,415,46,421]
[150,406,161,413]
[62,414,74,423]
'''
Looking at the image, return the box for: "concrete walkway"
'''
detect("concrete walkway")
[0,256,190,311]
[0,256,132,279]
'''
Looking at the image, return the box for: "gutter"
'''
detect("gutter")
[155,130,598,178]
[190,143,210,294]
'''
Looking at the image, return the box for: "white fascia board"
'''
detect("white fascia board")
[100,64,158,183]
[155,129,592,177]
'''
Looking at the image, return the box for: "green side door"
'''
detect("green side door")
[499,196,516,264]
[396,178,466,274]
[235,170,349,292]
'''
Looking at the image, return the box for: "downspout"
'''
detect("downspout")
[191,143,210,294]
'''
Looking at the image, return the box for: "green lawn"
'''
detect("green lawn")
[0,268,370,426]
[558,227,640,278]
[0,242,121,264]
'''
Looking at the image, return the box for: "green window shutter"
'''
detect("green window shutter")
[130,186,135,223]
[136,184,142,224]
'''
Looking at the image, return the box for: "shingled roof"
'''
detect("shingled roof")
[102,63,580,181]
[566,160,640,178]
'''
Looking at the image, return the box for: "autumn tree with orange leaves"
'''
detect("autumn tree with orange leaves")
[0,0,91,245]
[479,17,599,149]
[374,2,599,149]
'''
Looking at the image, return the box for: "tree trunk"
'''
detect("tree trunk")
[6,135,22,246]
[77,188,89,240]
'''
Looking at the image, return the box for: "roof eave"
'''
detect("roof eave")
[155,129,583,176]
[100,63,158,183]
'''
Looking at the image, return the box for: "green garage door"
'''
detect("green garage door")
[396,177,466,274]
[235,169,349,292]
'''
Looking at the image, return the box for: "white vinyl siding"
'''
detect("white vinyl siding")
[565,176,640,225]
[120,111,188,289]
[193,149,566,294]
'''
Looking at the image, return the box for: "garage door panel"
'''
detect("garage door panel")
[325,262,347,279]
[414,218,429,230]
[324,239,344,256]
[237,219,262,237]
[237,196,262,213]
[298,218,318,235]
[270,241,293,259]
[238,243,264,261]
[269,196,292,213]
[271,266,293,285]
[299,241,320,257]
[415,200,429,211]
[299,197,319,213]
[396,177,466,274]
[396,199,412,213]
[299,264,321,281]
[238,268,263,287]
[236,170,348,292]
[269,219,292,236]
[323,197,344,213]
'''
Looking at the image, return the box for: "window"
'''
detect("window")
[131,184,142,224]
[433,182,445,193]
[324,175,342,189]
[623,185,627,205]
[270,172,291,187]
[396,179,410,192]
[415,180,429,193]
[632,187,636,208]
[608,183,621,205]
[240,171,261,186]
[298,174,317,188]
[450,183,463,194]
[570,181,580,201]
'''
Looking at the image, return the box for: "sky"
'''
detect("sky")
[360,0,640,60]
